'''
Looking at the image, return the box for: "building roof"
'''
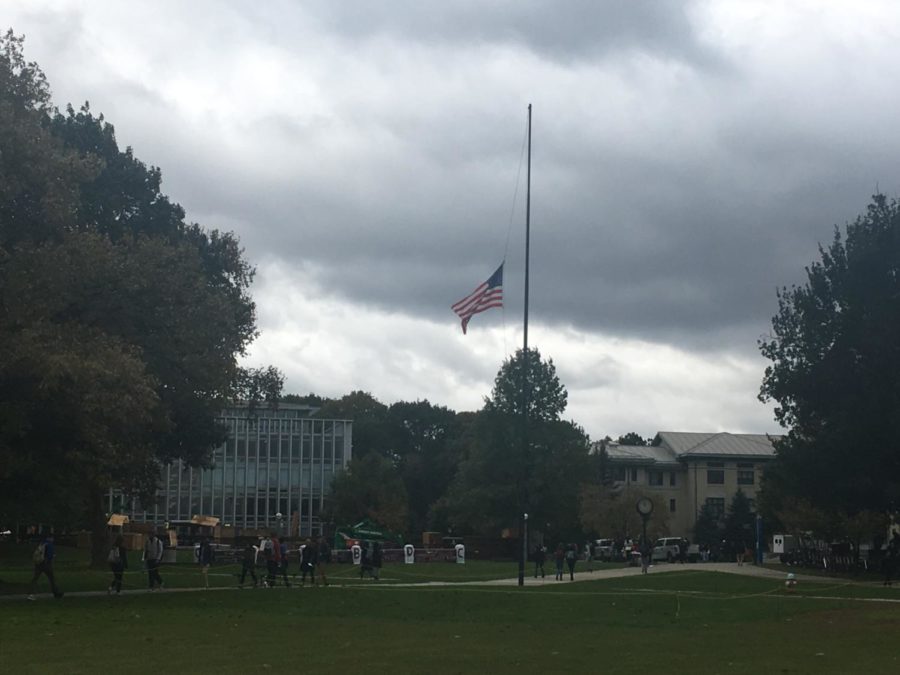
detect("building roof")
[656,431,778,458]
[605,444,680,466]
[603,431,779,465]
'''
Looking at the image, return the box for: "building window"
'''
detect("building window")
[648,471,663,486]
[707,462,725,485]
[737,463,754,485]
[669,472,676,487]
[612,467,626,482]
[706,497,725,519]
[669,498,676,513]
[630,468,638,482]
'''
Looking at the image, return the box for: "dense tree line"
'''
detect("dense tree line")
[0,32,280,564]
[758,195,900,543]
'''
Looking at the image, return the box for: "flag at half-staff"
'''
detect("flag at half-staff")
[451,263,504,334]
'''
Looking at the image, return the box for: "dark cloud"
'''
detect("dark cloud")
[8,1,900,436]
[299,0,715,67]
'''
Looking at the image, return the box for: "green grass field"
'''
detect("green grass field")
[2,545,899,674]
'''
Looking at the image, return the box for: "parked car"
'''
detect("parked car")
[594,538,615,561]
[651,537,684,562]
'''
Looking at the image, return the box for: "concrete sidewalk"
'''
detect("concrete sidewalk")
[0,563,839,601]
[474,561,796,586]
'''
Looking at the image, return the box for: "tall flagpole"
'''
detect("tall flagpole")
[518,103,532,588]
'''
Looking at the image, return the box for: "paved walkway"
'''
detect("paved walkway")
[480,561,793,586]
[0,563,873,602]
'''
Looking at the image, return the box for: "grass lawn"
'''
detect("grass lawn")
[2,561,899,674]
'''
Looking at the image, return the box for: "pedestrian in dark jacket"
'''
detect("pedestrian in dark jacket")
[533,544,546,578]
[238,541,258,588]
[28,534,63,600]
[317,537,331,586]
[360,541,372,579]
[565,544,577,580]
[372,541,383,580]
[143,533,164,591]
[198,538,214,589]
[300,538,318,586]
[108,535,128,595]
[278,539,291,587]
[554,544,565,581]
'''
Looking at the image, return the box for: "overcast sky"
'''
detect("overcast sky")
[8,1,900,440]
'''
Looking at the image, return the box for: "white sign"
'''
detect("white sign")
[351,544,361,565]
[403,544,415,564]
[455,543,465,564]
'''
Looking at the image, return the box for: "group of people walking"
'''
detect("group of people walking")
[102,531,334,594]
[238,534,331,588]
[532,543,581,581]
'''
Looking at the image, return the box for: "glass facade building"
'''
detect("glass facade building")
[112,404,352,537]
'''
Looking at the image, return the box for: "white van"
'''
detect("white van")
[652,537,684,562]
[594,539,615,561]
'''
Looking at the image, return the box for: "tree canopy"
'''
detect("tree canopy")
[444,348,591,539]
[0,32,277,559]
[759,195,900,514]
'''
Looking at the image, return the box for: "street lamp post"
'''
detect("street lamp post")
[636,497,654,561]
[523,513,529,580]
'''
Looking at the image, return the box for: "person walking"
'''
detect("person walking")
[259,534,276,587]
[554,544,565,581]
[371,541,383,581]
[278,537,291,587]
[198,537,214,589]
[27,534,63,600]
[533,544,546,578]
[269,534,283,587]
[107,535,128,595]
[565,544,577,580]
[640,538,652,574]
[359,541,372,579]
[884,532,900,587]
[143,532,164,591]
[316,537,331,586]
[585,541,594,573]
[238,540,259,588]
[300,538,318,586]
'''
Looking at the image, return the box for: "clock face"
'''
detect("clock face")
[636,497,654,515]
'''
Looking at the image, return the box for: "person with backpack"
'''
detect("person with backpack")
[27,534,63,600]
[143,532,164,591]
[565,543,577,580]
[107,535,128,595]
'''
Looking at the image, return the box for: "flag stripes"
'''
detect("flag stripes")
[451,263,504,334]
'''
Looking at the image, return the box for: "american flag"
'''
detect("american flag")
[451,263,504,334]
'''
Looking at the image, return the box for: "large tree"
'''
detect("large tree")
[326,453,409,533]
[0,33,276,562]
[759,195,900,515]
[445,348,591,539]
[389,399,468,535]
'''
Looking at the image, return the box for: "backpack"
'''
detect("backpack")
[32,543,46,565]
[566,548,575,561]
[108,547,120,564]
